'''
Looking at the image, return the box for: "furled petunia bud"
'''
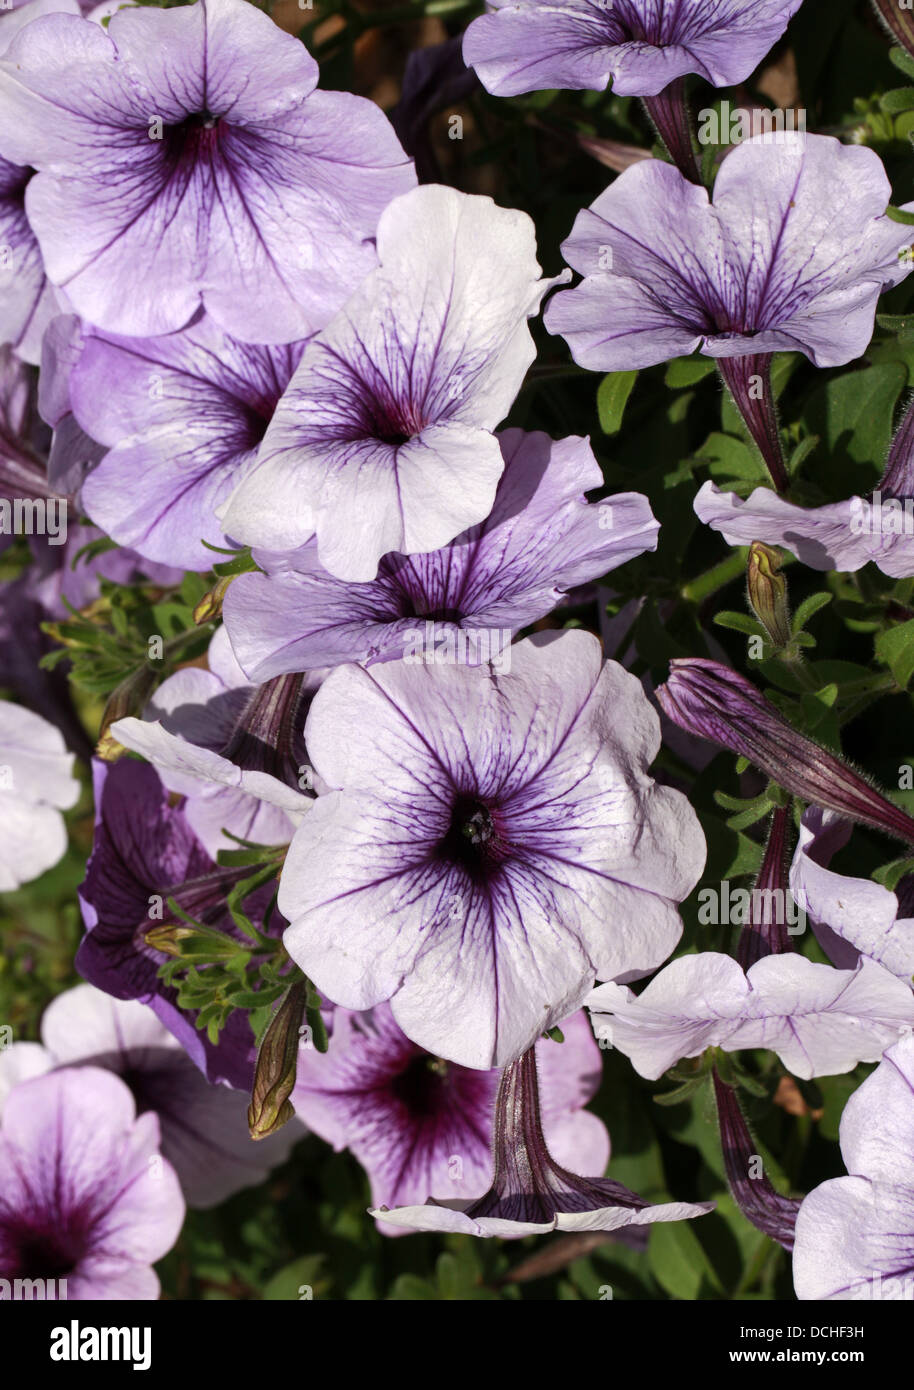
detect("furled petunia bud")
[747,542,793,650]
[248,979,308,1141]
[96,665,159,762]
[657,658,914,846]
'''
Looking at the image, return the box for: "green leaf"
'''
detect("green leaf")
[665,356,716,389]
[881,86,914,114]
[792,591,833,634]
[876,619,914,689]
[597,370,639,435]
[648,1217,723,1300]
[262,1255,326,1300]
[887,204,914,225]
[890,45,914,81]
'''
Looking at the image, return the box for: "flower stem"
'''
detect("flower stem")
[642,78,700,184]
[717,354,790,493]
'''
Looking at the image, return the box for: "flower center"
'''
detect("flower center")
[165,110,225,164]
[0,1218,88,1281]
[439,794,507,878]
[389,1054,451,1116]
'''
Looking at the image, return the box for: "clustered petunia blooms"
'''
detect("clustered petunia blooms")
[4,0,914,1304]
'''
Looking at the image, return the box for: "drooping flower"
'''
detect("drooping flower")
[0,984,301,1209]
[222,429,659,681]
[545,134,914,490]
[789,807,914,981]
[278,630,706,1070]
[587,952,914,1080]
[0,1066,184,1299]
[111,626,318,856]
[694,390,914,579]
[66,315,309,571]
[77,757,277,1090]
[221,184,568,582]
[0,0,416,342]
[793,1035,914,1299]
[656,658,914,847]
[0,700,79,890]
[293,1005,608,1234]
[371,1042,712,1237]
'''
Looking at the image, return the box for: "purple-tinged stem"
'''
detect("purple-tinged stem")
[712,1070,800,1251]
[717,353,789,493]
[878,393,914,501]
[642,77,700,185]
[737,804,795,970]
[222,672,306,788]
[871,0,914,58]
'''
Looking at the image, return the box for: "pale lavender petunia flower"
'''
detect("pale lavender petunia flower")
[0,1066,184,1299]
[112,626,319,857]
[546,134,914,490]
[587,952,914,1080]
[0,0,415,342]
[464,0,803,97]
[464,0,803,100]
[0,701,79,890]
[277,630,706,1070]
[372,1040,712,1237]
[793,1035,914,1299]
[0,984,301,1209]
[694,387,914,578]
[789,807,914,981]
[221,184,568,582]
[0,0,81,363]
[222,429,659,681]
[293,1005,609,1235]
[68,315,310,571]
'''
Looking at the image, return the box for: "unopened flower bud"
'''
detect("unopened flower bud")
[96,665,159,761]
[747,541,792,650]
[248,979,307,1141]
[657,659,914,846]
[193,574,234,626]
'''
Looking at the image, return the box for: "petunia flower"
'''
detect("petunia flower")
[463,0,803,180]
[656,658,914,847]
[587,951,914,1079]
[111,626,318,856]
[77,757,279,1090]
[464,0,803,99]
[67,315,310,571]
[371,1041,712,1237]
[545,134,914,490]
[0,0,80,363]
[789,807,914,981]
[0,700,79,890]
[277,629,706,1070]
[221,184,568,583]
[222,429,659,681]
[0,1066,184,1299]
[294,1005,608,1235]
[0,0,415,342]
[0,984,302,1209]
[694,389,914,579]
[793,1035,914,1299]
